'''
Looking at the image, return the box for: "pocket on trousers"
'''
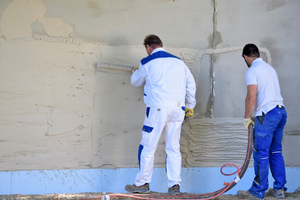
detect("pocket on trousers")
[254,131,267,151]
[142,125,153,133]
[142,125,153,144]
[257,112,265,124]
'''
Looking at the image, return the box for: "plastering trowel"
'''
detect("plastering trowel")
[182,113,198,125]
[96,62,134,74]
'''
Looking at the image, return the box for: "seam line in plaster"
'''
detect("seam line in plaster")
[31,33,272,65]
[199,46,272,118]
[210,0,218,118]
[206,0,272,118]
[33,34,86,45]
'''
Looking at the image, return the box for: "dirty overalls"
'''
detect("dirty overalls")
[131,47,196,188]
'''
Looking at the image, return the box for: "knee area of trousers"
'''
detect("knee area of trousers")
[270,151,282,155]
[253,149,269,161]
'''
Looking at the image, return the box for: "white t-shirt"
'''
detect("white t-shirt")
[131,47,196,108]
[245,58,284,117]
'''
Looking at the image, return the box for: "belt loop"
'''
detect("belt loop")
[277,105,282,109]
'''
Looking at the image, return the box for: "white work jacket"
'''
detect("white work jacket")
[131,47,196,108]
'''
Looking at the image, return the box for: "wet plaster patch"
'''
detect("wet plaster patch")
[181,118,252,167]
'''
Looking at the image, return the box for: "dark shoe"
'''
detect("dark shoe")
[271,188,285,198]
[237,190,263,199]
[168,184,180,195]
[125,183,150,193]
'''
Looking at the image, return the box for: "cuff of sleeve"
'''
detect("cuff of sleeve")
[185,103,194,109]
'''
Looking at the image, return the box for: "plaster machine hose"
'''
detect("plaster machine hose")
[81,124,254,200]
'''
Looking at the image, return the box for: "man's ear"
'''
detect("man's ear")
[147,45,152,51]
[145,45,154,55]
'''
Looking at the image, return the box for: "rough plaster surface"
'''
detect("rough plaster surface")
[0,0,299,171]
[181,118,251,167]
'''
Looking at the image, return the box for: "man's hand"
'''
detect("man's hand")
[132,66,139,74]
[244,117,254,130]
[185,108,194,118]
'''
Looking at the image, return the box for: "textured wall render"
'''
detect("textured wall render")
[0,0,299,171]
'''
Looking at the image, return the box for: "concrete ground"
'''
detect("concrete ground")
[0,188,299,200]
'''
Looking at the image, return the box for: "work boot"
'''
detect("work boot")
[271,188,285,198]
[168,184,180,195]
[125,183,150,193]
[237,190,263,199]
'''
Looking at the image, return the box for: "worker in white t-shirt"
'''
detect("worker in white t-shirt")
[125,34,196,195]
[238,44,287,199]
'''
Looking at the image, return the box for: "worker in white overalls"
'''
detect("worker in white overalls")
[125,34,196,195]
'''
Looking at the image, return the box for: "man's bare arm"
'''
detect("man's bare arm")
[244,84,257,118]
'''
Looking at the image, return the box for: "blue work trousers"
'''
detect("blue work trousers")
[249,106,287,199]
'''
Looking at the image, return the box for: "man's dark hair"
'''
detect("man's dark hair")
[242,43,260,58]
[144,34,163,48]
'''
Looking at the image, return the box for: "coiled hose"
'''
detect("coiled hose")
[82,124,253,200]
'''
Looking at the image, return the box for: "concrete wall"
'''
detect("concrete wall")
[0,0,299,194]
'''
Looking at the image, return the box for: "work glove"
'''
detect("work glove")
[132,66,139,74]
[185,108,194,118]
[244,117,254,130]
